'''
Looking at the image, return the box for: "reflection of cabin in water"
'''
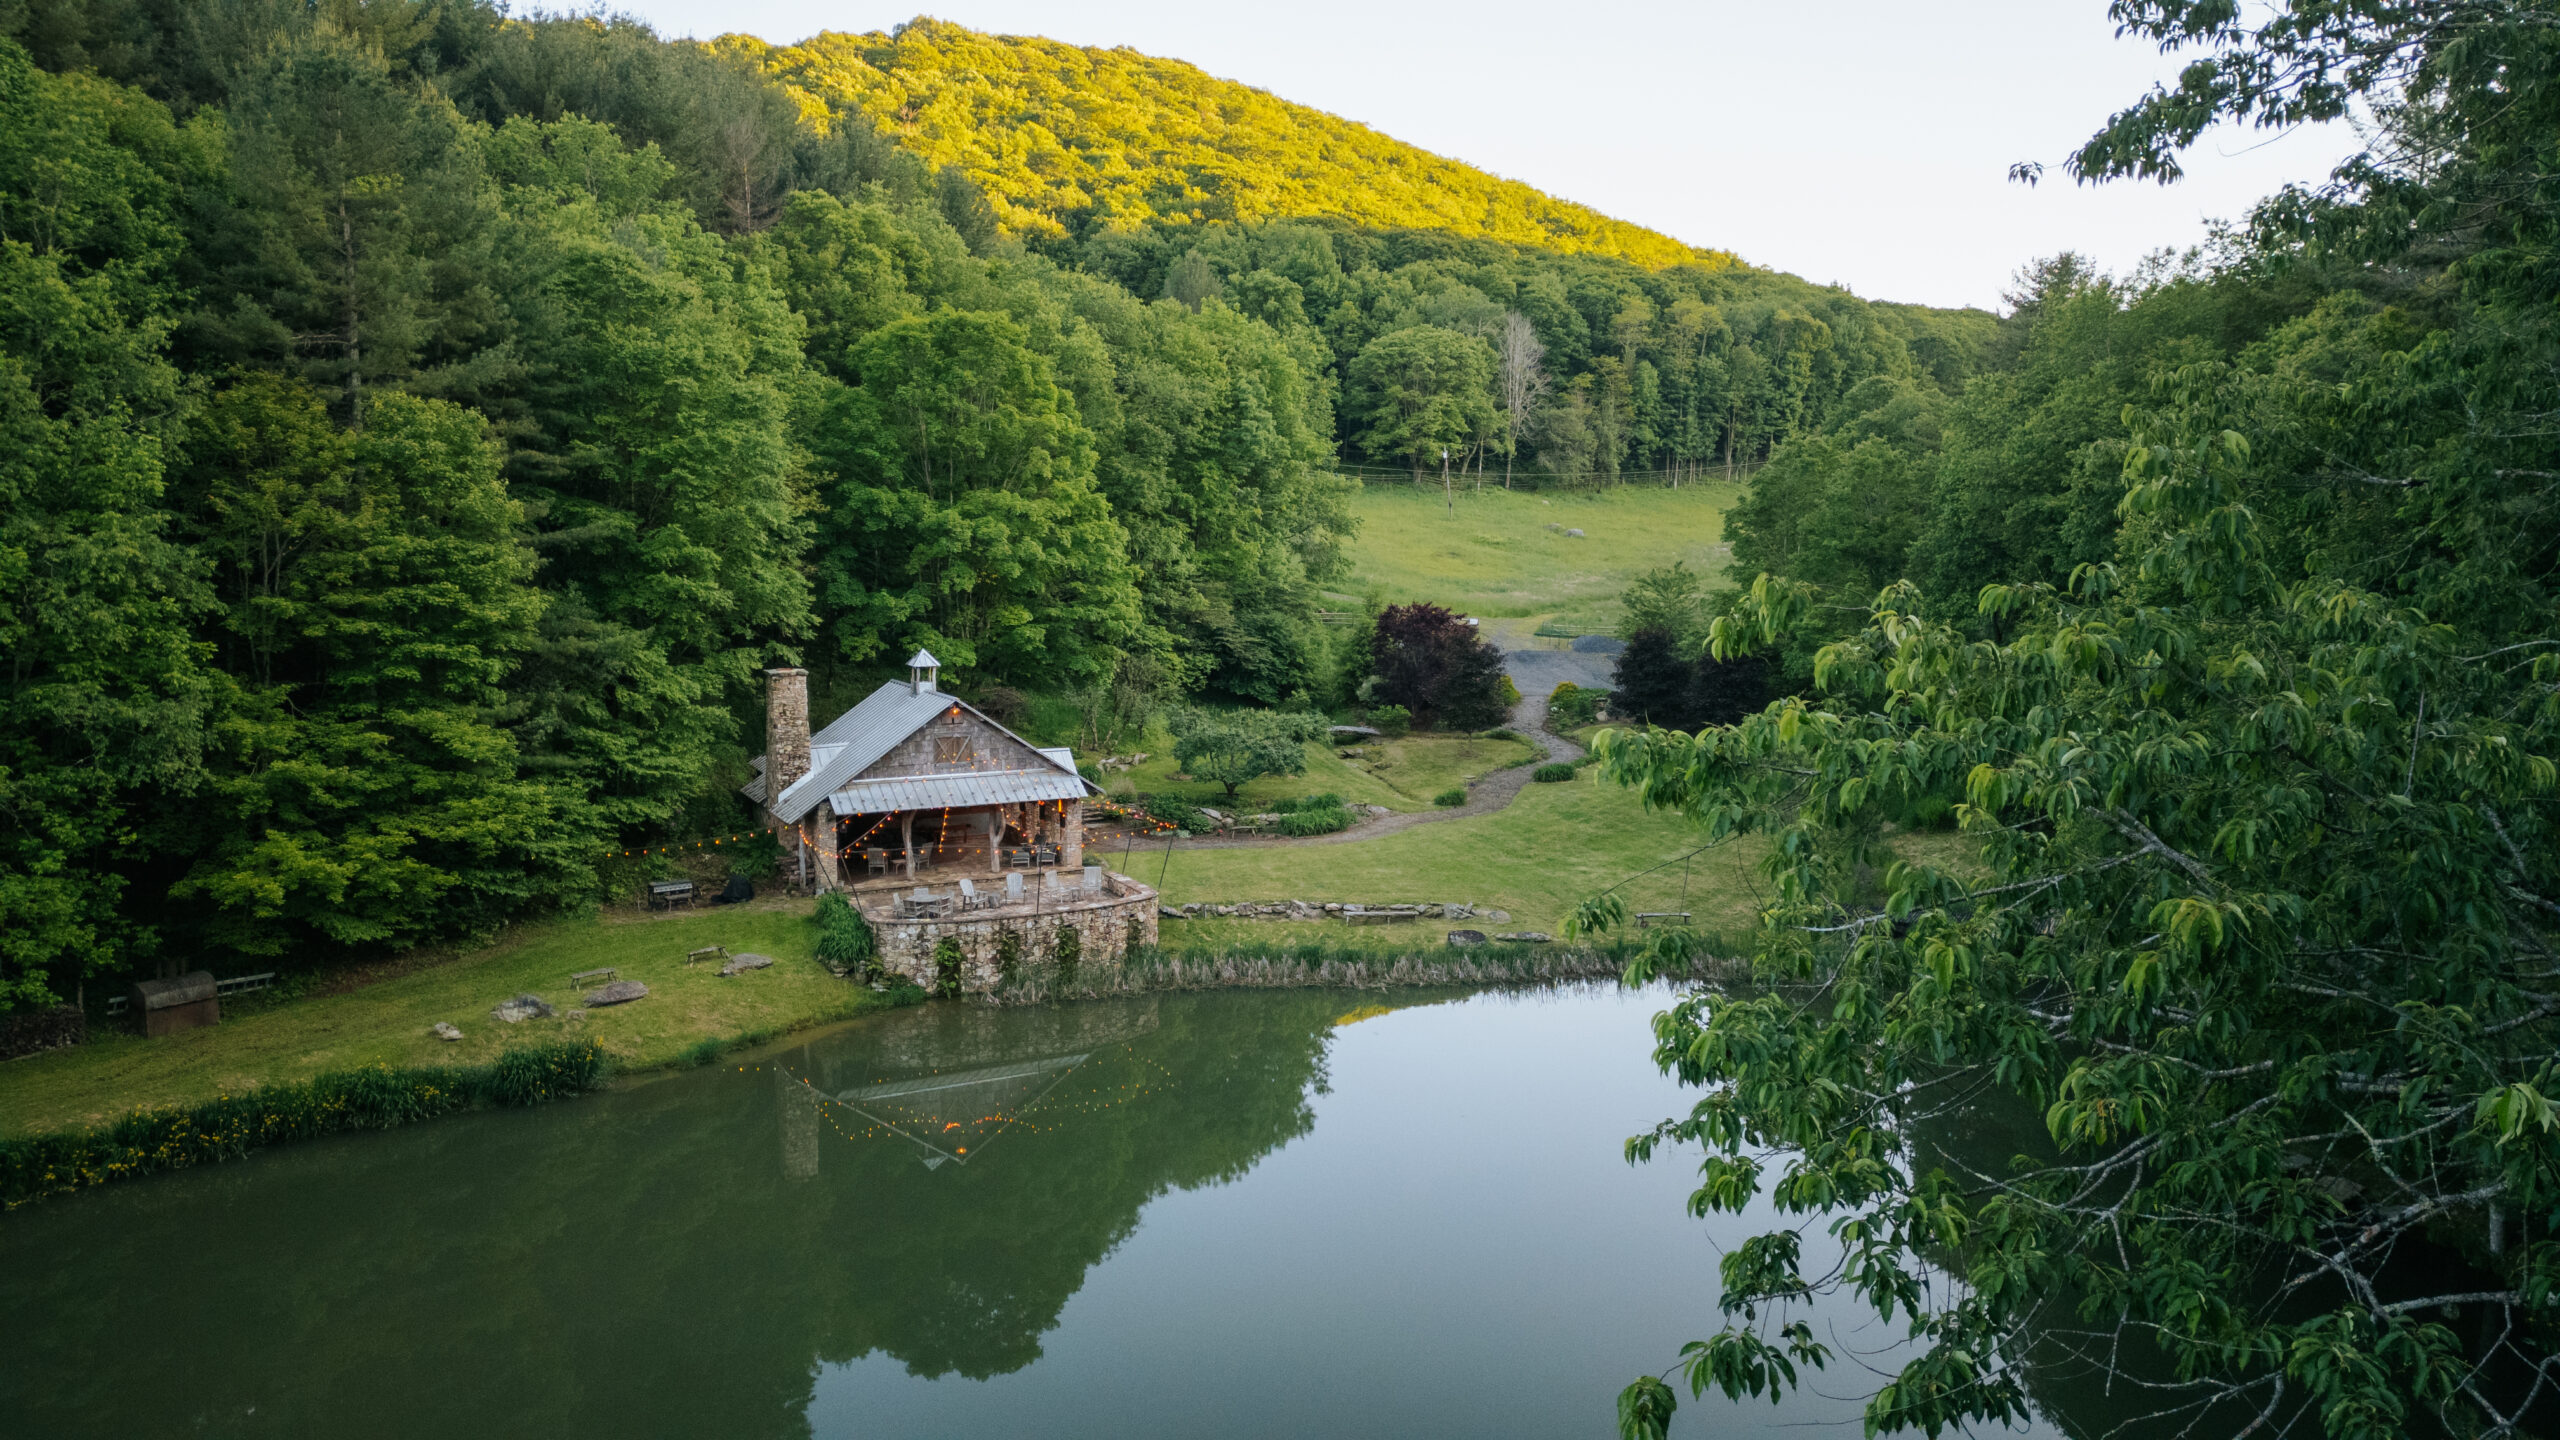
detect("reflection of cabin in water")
[744,654,1159,990]
[744,652,1098,892]
[776,1001,1163,1175]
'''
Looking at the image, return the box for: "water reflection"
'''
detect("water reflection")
[0,991,1363,1437]
[0,987,2081,1439]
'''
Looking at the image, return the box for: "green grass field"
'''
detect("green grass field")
[1098,729,1541,813]
[0,904,884,1137]
[1339,480,1742,632]
[1144,765,1765,941]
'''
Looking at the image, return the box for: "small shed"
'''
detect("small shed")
[131,971,220,1038]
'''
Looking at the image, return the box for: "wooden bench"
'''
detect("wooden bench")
[1635,912,1693,929]
[571,967,618,989]
[647,880,696,910]
[684,947,728,967]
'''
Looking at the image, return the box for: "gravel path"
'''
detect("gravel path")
[1118,629,1607,855]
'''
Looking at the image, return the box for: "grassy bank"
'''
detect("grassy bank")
[0,903,890,1137]
[1341,480,1742,632]
[0,1040,606,1208]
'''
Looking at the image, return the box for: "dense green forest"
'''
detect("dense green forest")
[1585,4,2560,1438]
[0,1,1997,1005]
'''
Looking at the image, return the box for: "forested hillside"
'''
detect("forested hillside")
[0,0,1990,1007]
[745,19,1719,268]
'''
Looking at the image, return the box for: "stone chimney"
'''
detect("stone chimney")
[764,668,810,812]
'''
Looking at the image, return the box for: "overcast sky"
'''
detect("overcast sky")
[613,0,2356,312]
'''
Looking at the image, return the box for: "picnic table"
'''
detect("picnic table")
[647,880,696,910]
[1634,912,1693,929]
[684,947,728,967]
[571,966,618,988]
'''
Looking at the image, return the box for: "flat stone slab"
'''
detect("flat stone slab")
[1493,931,1553,944]
[1446,930,1488,946]
[583,980,650,1007]
[717,953,773,977]
[432,1021,463,1041]
[490,994,553,1024]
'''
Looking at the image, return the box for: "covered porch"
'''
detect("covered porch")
[817,788,1085,892]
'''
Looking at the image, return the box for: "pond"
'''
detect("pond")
[1,985,2075,1438]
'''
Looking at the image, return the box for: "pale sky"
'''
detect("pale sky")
[613,0,2357,312]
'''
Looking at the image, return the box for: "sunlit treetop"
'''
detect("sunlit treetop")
[730,18,1738,270]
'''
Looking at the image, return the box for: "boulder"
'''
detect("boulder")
[490,994,553,1024]
[1485,909,1512,923]
[432,1021,463,1042]
[1446,930,1488,946]
[1564,527,1585,537]
[583,980,649,1007]
[1494,931,1553,944]
[717,952,773,976]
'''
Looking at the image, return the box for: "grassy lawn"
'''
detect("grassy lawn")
[1144,765,1770,942]
[1340,480,1742,632]
[0,902,882,1137]
[1096,729,1541,813]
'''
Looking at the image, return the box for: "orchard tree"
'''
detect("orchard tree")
[1167,708,1325,801]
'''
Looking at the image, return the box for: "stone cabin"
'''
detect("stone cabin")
[742,652,1158,989]
[744,651,1099,891]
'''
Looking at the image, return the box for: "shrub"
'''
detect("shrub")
[0,1041,606,1207]
[1498,673,1521,707]
[1433,787,1467,807]
[1276,806,1353,836]
[1369,704,1411,736]
[974,685,1028,723]
[814,892,877,978]
[1134,793,1212,832]
[1267,792,1343,815]
[728,829,784,880]
[1052,924,1083,985]
[1532,762,1577,783]
[995,928,1025,985]
[680,1037,725,1068]
[932,936,965,997]
[1549,684,1607,728]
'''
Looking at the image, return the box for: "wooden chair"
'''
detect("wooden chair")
[958,878,983,911]
[863,848,889,877]
[1034,842,1061,869]
[1004,872,1026,905]
[1003,845,1030,870]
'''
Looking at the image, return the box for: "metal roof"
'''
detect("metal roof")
[826,767,1090,815]
[743,680,1095,822]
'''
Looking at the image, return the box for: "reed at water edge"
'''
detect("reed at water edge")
[980,937,1743,1005]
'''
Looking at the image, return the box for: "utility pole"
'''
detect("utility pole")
[1440,447,1453,517]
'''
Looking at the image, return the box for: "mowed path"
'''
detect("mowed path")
[1144,626,1617,852]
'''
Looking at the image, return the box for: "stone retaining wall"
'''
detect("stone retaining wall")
[1160,900,1512,923]
[865,875,1159,994]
